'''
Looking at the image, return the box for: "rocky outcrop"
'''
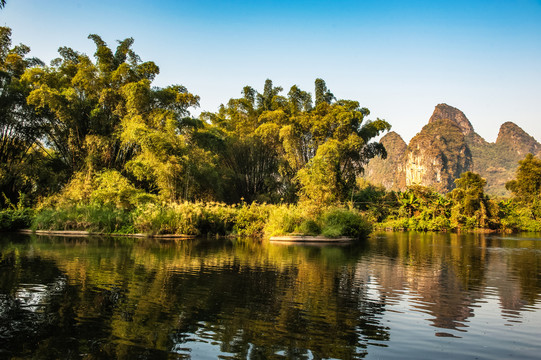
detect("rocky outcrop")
[466,122,541,195]
[496,122,541,157]
[363,104,540,195]
[404,120,472,193]
[363,132,406,191]
[429,103,474,136]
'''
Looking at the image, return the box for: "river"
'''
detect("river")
[1,232,540,359]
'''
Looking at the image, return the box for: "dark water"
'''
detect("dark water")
[0,232,540,359]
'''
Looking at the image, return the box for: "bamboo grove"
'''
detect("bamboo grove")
[1,29,389,207]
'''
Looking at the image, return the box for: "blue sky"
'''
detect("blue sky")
[2,0,541,142]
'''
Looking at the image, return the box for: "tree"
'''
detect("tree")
[448,172,498,228]
[206,78,391,205]
[201,79,286,203]
[22,34,159,174]
[0,27,49,206]
[314,78,334,106]
[20,34,207,202]
[506,153,541,202]
[293,99,391,205]
[119,81,212,202]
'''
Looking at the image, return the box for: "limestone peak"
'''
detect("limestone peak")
[496,121,541,157]
[429,103,474,136]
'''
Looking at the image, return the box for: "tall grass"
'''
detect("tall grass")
[31,205,134,234]
[264,205,371,239]
[28,202,373,239]
[133,202,237,236]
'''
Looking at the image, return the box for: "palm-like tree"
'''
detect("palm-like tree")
[400,192,420,217]
[434,196,450,217]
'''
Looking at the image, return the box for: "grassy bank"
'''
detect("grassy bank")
[1,202,372,239]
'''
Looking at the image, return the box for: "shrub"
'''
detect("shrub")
[133,202,238,236]
[0,208,33,231]
[39,170,156,210]
[296,219,321,236]
[320,208,371,238]
[32,205,134,233]
[235,202,273,237]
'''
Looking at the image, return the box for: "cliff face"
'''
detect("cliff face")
[363,104,540,195]
[429,103,474,136]
[467,122,541,195]
[496,122,541,157]
[404,120,472,193]
[363,131,406,191]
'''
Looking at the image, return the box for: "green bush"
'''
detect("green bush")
[32,205,134,233]
[428,216,453,231]
[133,202,238,236]
[39,170,156,210]
[234,202,273,237]
[321,224,342,238]
[263,205,304,237]
[320,208,371,238]
[296,219,321,236]
[27,201,374,239]
[0,208,34,231]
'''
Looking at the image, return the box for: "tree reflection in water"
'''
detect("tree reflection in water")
[0,232,540,359]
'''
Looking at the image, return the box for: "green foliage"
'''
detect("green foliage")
[296,141,341,206]
[506,153,541,203]
[446,172,498,229]
[133,202,237,236]
[40,169,154,210]
[233,202,273,237]
[0,27,50,207]
[374,177,502,232]
[297,219,321,236]
[264,205,371,239]
[0,192,33,230]
[120,80,207,202]
[320,208,372,238]
[0,208,33,231]
[21,34,165,175]
[205,78,390,204]
[2,29,390,209]
[263,204,307,237]
[32,205,134,234]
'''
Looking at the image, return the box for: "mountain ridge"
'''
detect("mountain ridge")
[364,103,541,195]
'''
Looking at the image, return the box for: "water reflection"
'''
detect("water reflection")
[0,232,540,359]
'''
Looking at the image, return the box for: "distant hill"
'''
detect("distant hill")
[364,103,541,195]
[363,131,406,191]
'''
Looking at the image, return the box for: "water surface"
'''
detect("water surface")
[0,232,540,359]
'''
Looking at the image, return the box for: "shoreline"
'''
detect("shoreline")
[269,235,354,243]
[17,229,197,239]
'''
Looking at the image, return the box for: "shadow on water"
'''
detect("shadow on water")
[0,232,540,359]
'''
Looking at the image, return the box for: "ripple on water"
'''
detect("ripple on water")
[2,233,541,359]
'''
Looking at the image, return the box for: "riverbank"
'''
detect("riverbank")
[1,203,372,240]
[2,200,540,239]
[17,229,197,238]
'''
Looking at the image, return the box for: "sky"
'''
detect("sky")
[2,0,541,143]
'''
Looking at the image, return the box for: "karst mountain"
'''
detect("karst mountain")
[364,104,541,195]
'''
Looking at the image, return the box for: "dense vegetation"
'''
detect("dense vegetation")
[358,155,541,232]
[0,28,388,237]
[1,27,540,236]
